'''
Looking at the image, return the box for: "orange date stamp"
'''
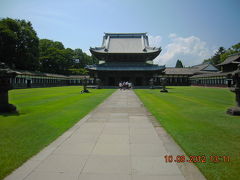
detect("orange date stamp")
[164,155,230,163]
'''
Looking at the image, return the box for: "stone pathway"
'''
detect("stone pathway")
[5,90,188,180]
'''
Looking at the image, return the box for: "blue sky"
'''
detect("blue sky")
[1,0,239,66]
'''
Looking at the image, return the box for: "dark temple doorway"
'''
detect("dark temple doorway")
[27,80,31,88]
[121,77,130,82]
[135,77,143,86]
[108,77,115,86]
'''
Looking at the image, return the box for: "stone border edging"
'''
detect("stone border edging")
[145,110,206,180]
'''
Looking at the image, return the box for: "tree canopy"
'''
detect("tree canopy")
[0,18,98,75]
[203,43,240,65]
[175,60,184,68]
[203,47,225,65]
[0,18,39,70]
[220,43,240,62]
[39,39,98,74]
[39,39,74,74]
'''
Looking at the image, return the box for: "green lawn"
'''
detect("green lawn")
[135,87,240,180]
[0,86,115,180]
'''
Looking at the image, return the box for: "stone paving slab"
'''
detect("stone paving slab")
[4,90,205,180]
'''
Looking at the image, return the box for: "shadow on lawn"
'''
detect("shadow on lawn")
[0,111,20,117]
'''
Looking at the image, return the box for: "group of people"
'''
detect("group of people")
[119,81,132,90]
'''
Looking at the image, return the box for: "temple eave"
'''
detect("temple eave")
[86,63,165,72]
[90,49,161,54]
[86,68,165,71]
[90,50,160,62]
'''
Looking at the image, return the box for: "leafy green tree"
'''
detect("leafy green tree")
[0,18,39,70]
[68,68,89,75]
[39,39,89,74]
[40,47,60,74]
[0,18,18,68]
[203,47,225,65]
[73,48,86,68]
[232,43,240,51]
[91,55,99,64]
[39,47,74,74]
[0,18,97,74]
[212,47,225,65]
[175,60,184,68]
[60,48,75,74]
[72,49,99,68]
[39,39,64,56]
[39,39,66,74]
[220,42,240,62]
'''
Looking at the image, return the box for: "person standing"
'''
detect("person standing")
[123,81,126,90]
[126,81,129,90]
[128,82,132,89]
[119,82,122,90]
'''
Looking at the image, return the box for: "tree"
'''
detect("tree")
[39,39,64,56]
[39,39,66,73]
[68,68,88,75]
[175,60,184,68]
[0,18,97,74]
[203,47,225,65]
[0,18,18,68]
[232,43,240,52]
[72,49,99,68]
[91,55,99,64]
[220,42,240,62]
[0,18,39,70]
[60,48,74,74]
[39,42,74,74]
[73,48,86,68]
[39,39,95,75]
[212,47,225,65]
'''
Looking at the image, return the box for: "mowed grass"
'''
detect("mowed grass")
[0,86,115,180]
[135,87,240,180]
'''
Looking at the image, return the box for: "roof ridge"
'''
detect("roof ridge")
[227,52,240,57]
[104,32,147,35]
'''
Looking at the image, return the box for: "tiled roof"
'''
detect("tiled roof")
[217,53,240,66]
[164,68,194,75]
[108,38,143,53]
[15,70,89,79]
[90,33,160,54]
[191,63,218,72]
[16,70,67,78]
[190,72,229,78]
[164,63,219,76]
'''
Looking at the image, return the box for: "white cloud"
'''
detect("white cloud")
[168,33,177,38]
[154,34,214,67]
[148,35,162,47]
